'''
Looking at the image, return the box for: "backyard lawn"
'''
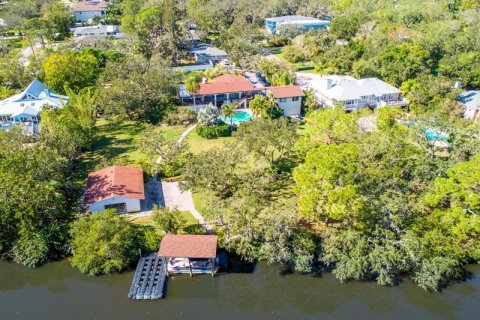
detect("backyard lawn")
[76,119,185,183]
[183,128,233,154]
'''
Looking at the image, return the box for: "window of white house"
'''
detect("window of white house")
[292,97,299,101]
[279,98,287,102]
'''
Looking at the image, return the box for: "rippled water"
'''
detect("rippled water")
[0,260,479,320]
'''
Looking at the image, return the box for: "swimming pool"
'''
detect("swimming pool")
[220,111,253,124]
[424,127,449,142]
[402,121,449,142]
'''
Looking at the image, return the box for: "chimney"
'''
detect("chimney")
[320,77,333,91]
[326,78,333,89]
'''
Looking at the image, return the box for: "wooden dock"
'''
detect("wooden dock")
[128,252,166,300]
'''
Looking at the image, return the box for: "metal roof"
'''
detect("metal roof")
[458,91,480,110]
[0,79,68,117]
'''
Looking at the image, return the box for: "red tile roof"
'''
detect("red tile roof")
[196,74,256,95]
[267,85,305,99]
[158,235,218,258]
[83,166,145,205]
[71,1,109,12]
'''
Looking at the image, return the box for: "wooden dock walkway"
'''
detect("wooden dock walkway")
[128,252,167,300]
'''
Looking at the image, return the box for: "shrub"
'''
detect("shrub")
[163,110,183,125]
[69,210,141,276]
[197,103,220,127]
[12,232,49,268]
[196,123,231,139]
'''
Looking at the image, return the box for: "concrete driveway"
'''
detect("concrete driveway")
[159,181,206,226]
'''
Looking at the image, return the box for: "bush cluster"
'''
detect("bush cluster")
[196,123,231,139]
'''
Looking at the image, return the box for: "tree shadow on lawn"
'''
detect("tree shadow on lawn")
[74,121,145,182]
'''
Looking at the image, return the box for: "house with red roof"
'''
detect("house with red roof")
[179,74,305,117]
[83,165,145,214]
[179,74,264,109]
[267,85,305,117]
[71,1,109,21]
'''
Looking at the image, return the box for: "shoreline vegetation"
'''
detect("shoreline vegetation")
[1,0,480,293]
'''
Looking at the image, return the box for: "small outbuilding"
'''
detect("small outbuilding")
[83,165,145,214]
[158,235,219,276]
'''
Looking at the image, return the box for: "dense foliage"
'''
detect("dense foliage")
[69,210,142,276]
[0,129,73,266]
[1,0,480,293]
[294,108,480,291]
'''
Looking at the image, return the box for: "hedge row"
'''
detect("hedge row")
[196,123,231,139]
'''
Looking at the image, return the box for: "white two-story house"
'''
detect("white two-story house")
[0,79,68,134]
[71,1,109,21]
[267,86,305,117]
[297,73,408,111]
[179,74,305,117]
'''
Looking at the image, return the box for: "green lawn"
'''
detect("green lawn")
[129,211,204,234]
[269,48,317,73]
[76,119,185,183]
[192,189,217,215]
[184,128,234,154]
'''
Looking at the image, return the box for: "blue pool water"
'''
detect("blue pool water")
[220,111,253,124]
[424,127,449,142]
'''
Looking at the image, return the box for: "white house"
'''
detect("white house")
[265,15,330,35]
[83,166,145,214]
[296,73,409,111]
[188,43,228,64]
[458,91,480,121]
[72,24,121,38]
[266,85,305,117]
[71,1,109,21]
[0,79,68,134]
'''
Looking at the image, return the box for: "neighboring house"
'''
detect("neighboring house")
[458,91,480,121]
[188,43,228,64]
[158,235,219,275]
[71,1,109,21]
[0,79,68,134]
[265,15,330,35]
[266,85,305,117]
[180,74,263,110]
[72,24,122,38]
[179,74,305,117]
[83,165,145,214]
[297,73,408,111]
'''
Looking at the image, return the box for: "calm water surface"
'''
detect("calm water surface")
[0,260,479,320]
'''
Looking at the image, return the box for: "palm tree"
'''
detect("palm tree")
[221,103,238,128]
[249,94,268,118]
[185,76,201,112]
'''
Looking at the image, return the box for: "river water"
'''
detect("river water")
[0,260,479,320]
